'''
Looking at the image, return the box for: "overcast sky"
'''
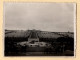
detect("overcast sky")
[4,3,76,32]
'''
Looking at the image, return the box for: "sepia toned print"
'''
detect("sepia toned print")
[4,3,76,56]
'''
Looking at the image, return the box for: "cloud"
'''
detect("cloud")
[4,3,76,32]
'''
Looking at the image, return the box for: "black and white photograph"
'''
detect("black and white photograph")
[4,2,76,56]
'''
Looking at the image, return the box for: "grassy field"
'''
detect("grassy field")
[5,30,74,56]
